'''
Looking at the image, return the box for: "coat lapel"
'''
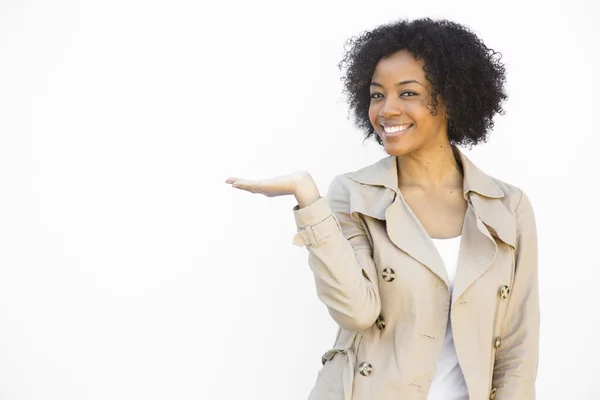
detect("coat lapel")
[346,147,517,300]
[453,150,517,304]
[386,193,450,287]
[347,155,448,287]
[453,203,497,304]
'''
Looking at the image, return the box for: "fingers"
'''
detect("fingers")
[225,177,258,193]
[225,177,246,188]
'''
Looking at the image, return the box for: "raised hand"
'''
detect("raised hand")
[225,171,313,197]
[226,170,321,208]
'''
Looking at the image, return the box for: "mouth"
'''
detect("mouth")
[380,123,413,139]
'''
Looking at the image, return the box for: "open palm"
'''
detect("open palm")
[225,171,309,197]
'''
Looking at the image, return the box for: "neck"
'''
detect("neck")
[396,143,463,190]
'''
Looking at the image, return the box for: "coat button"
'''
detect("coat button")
[358,361,373,376]
[376,315,386,330]
[499,285,510,299]
[382,268,396,282]
[494,336,502,349]
[489,387,497,399]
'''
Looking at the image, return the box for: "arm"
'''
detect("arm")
[292,175,381,332]
[492,190,540,399]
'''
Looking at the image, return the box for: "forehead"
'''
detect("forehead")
[371,50,426,82]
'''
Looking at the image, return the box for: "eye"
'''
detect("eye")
[400,91,418,97]
[370,93,383,99]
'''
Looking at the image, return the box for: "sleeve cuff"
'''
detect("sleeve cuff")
[292,197,340,247]
[292,196,332,228]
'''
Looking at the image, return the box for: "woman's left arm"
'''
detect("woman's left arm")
[492,190,540,399]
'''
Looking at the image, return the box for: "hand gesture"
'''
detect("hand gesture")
[225,171,311,198]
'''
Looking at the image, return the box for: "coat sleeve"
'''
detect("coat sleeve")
[291,175,381,332]
[492,190,540,399]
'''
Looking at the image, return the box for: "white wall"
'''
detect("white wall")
[0,0,598,398]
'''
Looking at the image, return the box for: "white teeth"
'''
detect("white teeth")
[383,124,412,133]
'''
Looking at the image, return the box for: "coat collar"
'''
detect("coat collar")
[344,147,516,303]
[346,146,504,201]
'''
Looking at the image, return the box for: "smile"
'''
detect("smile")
[381,124,413,138]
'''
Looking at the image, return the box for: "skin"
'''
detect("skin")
[369,50,467,238]
[226,49,468,238]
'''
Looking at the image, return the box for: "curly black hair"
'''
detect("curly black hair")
[338,18,508,147]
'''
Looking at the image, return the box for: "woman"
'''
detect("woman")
[226,18,539,400]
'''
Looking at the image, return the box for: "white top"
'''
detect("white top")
[426,236,469,400]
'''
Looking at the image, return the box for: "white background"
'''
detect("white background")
[0,0,598,399]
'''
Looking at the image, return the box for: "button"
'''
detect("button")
[358,361,373,376]
[382,268,396,282]
[489,387,497,399]
[499,285,510,299]
[494,336,502,349]
[376,315,386,330]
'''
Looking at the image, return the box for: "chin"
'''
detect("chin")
[377,130,419,156]
[381,140,414,157]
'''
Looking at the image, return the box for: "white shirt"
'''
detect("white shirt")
[427,236,469,400]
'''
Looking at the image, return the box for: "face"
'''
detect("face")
[368,50,449,156]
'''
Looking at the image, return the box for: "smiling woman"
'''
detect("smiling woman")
[340,18,507,150]
[226,17,538,400]
[369,55,446,154]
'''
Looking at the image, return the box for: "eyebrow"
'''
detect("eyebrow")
[370,80,425,87]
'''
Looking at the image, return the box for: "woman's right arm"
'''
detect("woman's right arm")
[292,174,381,332]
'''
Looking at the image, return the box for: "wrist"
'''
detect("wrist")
[293,173,321,208]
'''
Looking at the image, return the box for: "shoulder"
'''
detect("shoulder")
[326,173,361,208]
[487,175,533,214]
[328,156,394,195]
[485,175,536,237]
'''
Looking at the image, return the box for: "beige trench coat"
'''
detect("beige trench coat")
[292,149,539,400]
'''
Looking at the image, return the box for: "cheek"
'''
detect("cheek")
[368,104,379,126]
[409,105,436,126]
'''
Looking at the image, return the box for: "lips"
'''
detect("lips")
[380,123,413,138]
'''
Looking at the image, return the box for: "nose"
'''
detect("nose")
[378,98,403,119]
